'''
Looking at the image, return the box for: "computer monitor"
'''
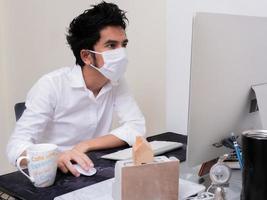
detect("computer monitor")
[187,12,267,167]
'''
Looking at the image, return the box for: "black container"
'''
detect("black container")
[241,130,267,200]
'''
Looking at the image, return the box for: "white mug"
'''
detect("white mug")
[16,143,58,187]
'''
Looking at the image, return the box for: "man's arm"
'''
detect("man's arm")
[6,76,56,166]
[74,134,127,153]
[109,78,146,145]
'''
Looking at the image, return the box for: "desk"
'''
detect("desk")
[54,158,242,200]
[0,132,187,200]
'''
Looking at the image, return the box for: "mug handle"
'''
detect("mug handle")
[16,156,35,183]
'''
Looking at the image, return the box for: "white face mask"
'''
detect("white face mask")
[89,48,128,83]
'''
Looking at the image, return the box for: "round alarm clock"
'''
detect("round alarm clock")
[210,162,232,185]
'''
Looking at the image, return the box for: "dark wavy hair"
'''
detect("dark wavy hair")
[66,1,128,67]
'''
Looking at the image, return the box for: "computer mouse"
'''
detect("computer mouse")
[73,164,97,176]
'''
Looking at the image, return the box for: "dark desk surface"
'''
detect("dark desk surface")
[0,132,187,200]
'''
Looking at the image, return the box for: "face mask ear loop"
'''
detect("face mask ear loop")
[87,50,100,69]
[88,50,102,55]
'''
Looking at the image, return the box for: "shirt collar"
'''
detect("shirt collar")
[69,65,86,88]
[97,82,112,98]
[68,65,113,97]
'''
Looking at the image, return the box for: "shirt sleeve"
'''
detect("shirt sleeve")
[6,76,56,166]
[110,78,146,146]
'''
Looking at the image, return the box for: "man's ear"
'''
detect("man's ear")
[80,49,93,66]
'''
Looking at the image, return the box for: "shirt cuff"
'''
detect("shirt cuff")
[110,125,146,146]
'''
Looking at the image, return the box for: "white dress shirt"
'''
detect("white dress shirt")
[6,65,146,166]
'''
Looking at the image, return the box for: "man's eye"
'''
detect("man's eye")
[122,43,128,48]
[107,44,116,49]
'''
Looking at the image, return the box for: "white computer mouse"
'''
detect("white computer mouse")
[73,164,97,176]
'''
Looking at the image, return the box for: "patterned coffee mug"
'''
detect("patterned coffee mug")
[16,143,58,187]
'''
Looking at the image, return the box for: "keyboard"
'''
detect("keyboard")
[101,140,183,160]
[0,191,16,200]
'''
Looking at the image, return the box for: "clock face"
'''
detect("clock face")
[210,163,232,184]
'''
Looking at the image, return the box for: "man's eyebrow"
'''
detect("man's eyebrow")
[104,40,119,45]
[104,39,129,45]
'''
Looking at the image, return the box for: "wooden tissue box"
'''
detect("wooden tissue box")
[112,156,179,200]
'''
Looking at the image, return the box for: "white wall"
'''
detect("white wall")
[166,0,267,135]
[0,0,166,174]
[0,0,14,174]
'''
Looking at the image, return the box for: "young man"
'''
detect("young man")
[6,2,145,177]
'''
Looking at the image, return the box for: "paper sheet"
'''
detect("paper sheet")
[54,179,113,200]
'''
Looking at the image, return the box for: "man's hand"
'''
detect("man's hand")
[58,135,125,176]
[58,148,94,177]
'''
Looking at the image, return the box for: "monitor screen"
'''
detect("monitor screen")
[187,12,267,167]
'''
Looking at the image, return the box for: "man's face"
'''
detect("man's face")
[92,26,128,68]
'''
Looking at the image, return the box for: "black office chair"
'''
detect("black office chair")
[14,102,26,121]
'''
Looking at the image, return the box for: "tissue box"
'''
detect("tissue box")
[112,156,179,200]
